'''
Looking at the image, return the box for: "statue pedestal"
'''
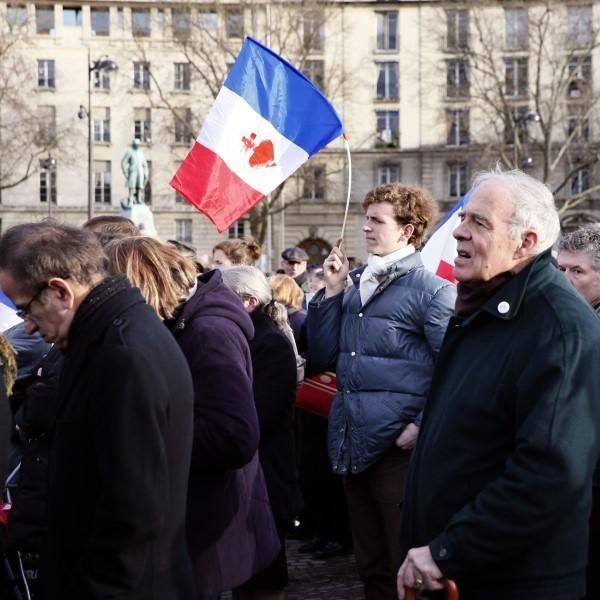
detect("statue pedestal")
[120,203,158,238]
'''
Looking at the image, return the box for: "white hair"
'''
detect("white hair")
[471,167,561,253]
[221,266,295,343]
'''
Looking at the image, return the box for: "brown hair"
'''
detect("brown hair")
[268,274,304,309]
[105,236,197,321]
[361,184,439,248]
[0,336,16,396]
[213,237,261,265]
[0,221,107,295]
[83,216,141,247]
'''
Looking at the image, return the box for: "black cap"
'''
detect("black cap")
[281,246,309,263]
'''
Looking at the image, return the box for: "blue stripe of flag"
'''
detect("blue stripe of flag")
[0,289,15,309]
[224,37,343,156]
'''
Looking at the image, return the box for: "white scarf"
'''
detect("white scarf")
[359,244,415,305]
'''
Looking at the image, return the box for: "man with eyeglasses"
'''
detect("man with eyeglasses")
[0,222,196,600]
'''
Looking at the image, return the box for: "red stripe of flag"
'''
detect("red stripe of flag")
[170,143,264,233]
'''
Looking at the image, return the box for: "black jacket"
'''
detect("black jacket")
[249,308,298,521]
[401,252,600,600]
[42,276,196,600]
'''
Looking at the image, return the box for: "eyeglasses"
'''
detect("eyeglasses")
[15,285,47,320]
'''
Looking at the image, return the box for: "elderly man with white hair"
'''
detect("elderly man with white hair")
[397,168,600,600]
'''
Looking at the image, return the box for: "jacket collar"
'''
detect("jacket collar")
[349,251,423,289]
[467,250,554,323]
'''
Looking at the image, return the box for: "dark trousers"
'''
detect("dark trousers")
[344,447,411,600]
[586,484,600,599]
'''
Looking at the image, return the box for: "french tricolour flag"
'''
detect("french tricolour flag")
[170,37,344,233]
[421,190,472,284]
[0,289,21,333]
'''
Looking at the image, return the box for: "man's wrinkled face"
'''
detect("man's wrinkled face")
[557,250,600,306]
[0,272,74,349]
[282,259,307,278]
[453,181,525,283]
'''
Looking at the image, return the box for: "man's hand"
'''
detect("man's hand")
[323,240,350,298]
[395,423,419,450]
[397,546,444,599]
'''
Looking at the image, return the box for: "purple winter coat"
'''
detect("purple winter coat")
[170,270,280,595]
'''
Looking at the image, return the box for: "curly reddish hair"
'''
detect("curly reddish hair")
[361,184,439,248]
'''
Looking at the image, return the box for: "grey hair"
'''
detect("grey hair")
[471,167,560,253]
[221,266,295,343]
[557,226,600,271]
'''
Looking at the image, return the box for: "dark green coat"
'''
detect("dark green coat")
[401,251,600,600]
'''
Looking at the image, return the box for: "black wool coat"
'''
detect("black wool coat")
[401,252,600,600]
[42,276,196,600]
[249,308,298,522]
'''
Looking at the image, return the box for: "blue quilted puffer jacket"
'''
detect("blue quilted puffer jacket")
[307,252,456,475]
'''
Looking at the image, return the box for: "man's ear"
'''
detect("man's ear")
[400,224,415,242]
[47,277,76,308]
[515,230,538,258]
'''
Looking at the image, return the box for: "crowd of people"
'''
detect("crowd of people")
[0,168,599,600]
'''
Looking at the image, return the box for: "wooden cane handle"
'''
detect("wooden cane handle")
[404,578,459,600]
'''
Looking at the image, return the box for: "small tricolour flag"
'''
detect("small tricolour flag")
[170,37,344,233]
[421,190,472,284]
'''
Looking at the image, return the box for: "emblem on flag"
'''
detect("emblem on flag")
[170,37,344,232]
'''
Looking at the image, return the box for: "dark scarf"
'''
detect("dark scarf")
[455,271,515,319]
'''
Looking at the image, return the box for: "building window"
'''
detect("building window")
[7,4,28,27]
[228,221,245,239]
[571,168,590,195]
[94,161,111,203]
[376,11,398,51]
[567,105,591,142]
[133,62,150,90]
[156,8,165,31]
[377,165,401,185]
[39,160,57,203]
[505,8,528,50]
[304,11,324,51]
[133,108,152,143]
[174,108,193,144]
[448,163,468,198]
[63,6,82,27]
[174,63,191,91]
[225,9,242,38]
[132,8,151,36]
[376,110,399,147]
[446,109,469,146]
[446,59,469,98]
[505,57,528,97]
[144,161,152,204]
[93,107,110,143]
[35,4,54,34]
[504,105,530,145]
[175,219,193,243]
[199,11,218,30]
[37,59,55,88]
[305,60,325,91]
[568,5,593,48]
[116,7,124,29]
[446,9,468,50]
[37,105,56,145]
[303,165,325,200]
[376,61,399,100]
[567,55,592,98]
[93,69,110,90]
[172,8,191,40]
[90,7,109,36]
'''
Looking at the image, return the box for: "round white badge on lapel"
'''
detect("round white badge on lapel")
[497,301,510,314]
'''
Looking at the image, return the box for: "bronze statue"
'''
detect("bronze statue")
[121,139,149,208]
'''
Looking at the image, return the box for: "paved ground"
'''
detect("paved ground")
[223,538,364,599]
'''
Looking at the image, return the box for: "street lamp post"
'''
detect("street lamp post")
[513,111,540,169]
[79,50,118,220]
